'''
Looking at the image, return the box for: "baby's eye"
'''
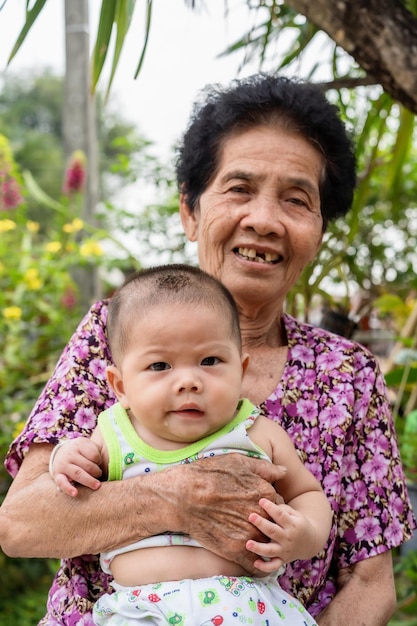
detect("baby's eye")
[201,356,221,366]
[149,362,170,371]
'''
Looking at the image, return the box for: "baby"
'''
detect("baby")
[50,264,332,625]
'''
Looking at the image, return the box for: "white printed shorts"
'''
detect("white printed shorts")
[93,575,317,625]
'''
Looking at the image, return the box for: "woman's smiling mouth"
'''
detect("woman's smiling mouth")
[235,247,281,264]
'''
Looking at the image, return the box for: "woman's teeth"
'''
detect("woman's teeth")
[237,247,279,264]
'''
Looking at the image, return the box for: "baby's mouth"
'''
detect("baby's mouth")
[235,247,281,264]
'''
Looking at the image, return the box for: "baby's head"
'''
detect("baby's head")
[107,264,242,366]
[106,265,248,446]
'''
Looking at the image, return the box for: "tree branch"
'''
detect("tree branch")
[317,76,378,91]
[286,0,417,112]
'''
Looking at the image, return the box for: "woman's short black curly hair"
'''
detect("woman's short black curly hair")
[175,73,357,230]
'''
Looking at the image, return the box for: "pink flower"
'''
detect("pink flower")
[61,286,78,309]
[1,175,23,210]
[63,150,86,194]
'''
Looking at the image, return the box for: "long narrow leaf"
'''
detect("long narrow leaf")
[104,0,136,101]
[387,106,415,203]
[133,0,153,79]
[91,1,118,93]
[23,170,65,213]
[7,0,48,65]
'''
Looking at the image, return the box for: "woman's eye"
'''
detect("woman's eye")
[229,186,248,194]
[201,356,220,366]
[287,196,308,208]
[149,362,170,371]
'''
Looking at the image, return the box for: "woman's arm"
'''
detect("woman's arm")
[0,444,286,573]
[317,552,396,626]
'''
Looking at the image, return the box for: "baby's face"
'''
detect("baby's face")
[115,302,247,450]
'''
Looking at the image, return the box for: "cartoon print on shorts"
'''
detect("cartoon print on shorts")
[198,587,220,607]
[127,588,143,603]
[248,597,265,614]
[167,612,185,624]
[218,576,254,597]
[272,603,285,619]
[200,616,224,625]
[147,592,161,603]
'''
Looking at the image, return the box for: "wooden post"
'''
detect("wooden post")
[63,0,101,309]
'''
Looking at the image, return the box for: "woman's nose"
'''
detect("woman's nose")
[241,195,286,237]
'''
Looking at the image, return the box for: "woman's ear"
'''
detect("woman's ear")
[179,190,198,242]
[241,353,250,378]
[106,365,129,408]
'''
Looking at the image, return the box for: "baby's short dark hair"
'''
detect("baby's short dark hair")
[107,264,242,364]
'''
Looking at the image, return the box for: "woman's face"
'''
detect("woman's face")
[180,125,324,310]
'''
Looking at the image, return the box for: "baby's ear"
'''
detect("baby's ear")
[106,365,129,407]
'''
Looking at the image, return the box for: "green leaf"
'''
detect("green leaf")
[104,0,136,101]
[133,0,153,79]
[7,0,48,66]
[385,366,417,387]
[22,170,65,213]
[91,1,118,93]
[387,106,415,202]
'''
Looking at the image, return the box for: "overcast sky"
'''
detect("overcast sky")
[0,1,260,159]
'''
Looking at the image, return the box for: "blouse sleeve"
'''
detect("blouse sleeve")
[5,300,116,478]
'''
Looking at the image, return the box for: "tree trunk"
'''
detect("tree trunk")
[63,0,101,309]
[286,0,417,113]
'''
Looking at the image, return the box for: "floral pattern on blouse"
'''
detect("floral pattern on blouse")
[5,300,416,624]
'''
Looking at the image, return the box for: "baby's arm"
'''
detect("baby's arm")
[50,428,106,497]
[246,417,332,573]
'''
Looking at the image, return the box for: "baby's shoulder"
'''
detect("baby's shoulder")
[248,414,288,460]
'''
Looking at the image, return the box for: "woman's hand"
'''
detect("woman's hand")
[162,453,286,575]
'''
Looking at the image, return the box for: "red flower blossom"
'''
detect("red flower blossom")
[0,175,23,211]
[63,151,86,195]
[61,286,78,309]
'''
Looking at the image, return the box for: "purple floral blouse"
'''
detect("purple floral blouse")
[5,301,416,625]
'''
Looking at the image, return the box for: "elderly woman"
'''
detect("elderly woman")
[0,74,415,626]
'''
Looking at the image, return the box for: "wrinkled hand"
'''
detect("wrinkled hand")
[163,453,286,576]
[51,438,103,497]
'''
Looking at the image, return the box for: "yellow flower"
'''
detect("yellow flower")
[45,241,62,253]
[72,217,84,231]
[26,220,40,233]
[3,306,22,320]
[13,420,26,439]
[79,240,103,257]
[63,218,84,233]
[0,219,16,232]
[24,268,42,290]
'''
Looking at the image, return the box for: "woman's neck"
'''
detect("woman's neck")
[239,308,286,350]
[239,312,288,406]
